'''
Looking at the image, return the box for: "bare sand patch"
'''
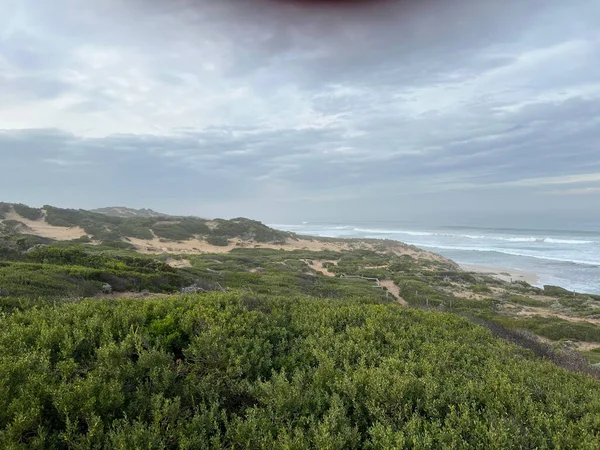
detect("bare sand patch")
[166,258,192,268]
[5,210,86,240]
[128,236,452,268]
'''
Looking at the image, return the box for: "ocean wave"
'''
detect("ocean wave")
[483,236,591,244]
[412,243,600,267]
[351,228,434,236]
[544,238,593,244]
[338,227,596,245]
[272,224,597,247]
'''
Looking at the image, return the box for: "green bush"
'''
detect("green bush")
[498,316,600,342]
[44,206,123,239]
[212,218,291,242]
[0,202,10,219]
[0,294,599,448]
[12,203,43,220]
[558,297,590,310]
[472,284,492,294]
[206,235,230,246]
[582,347,600,365]
[152,223,194,241]
[179,218,211,236]
[506,294,549,308]
[0,245,189,300]
[116,219,155,240]
[544,285,574,297]
[395,278,454,307]
[1,220,26,234]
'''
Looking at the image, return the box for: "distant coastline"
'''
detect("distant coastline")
[270,222,600,295]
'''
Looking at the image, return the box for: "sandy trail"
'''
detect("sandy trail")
[378,279,408,306]
[302,259,408,306]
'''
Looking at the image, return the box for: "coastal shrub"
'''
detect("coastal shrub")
[471,284,492,294]
[544,285,574,297]
[0,240,22,261]
[206,235,230,246]
[152,223,194,241]
[497,316,600,342]
[12,203,43,221]
[212,218,291,242]
[0,203,11,219]
[179,218,211,236]
[507,282,543,295]
[1,294,600,448]
[44,206,87,227]
[582,347,600,365]
[44,206,122,235]
[101,239,136,250]
[116,219,155,240]
[14,234,53,250]
[472,317,598,377]
[558,297,590,310]
[443,297,499,315]
[0,246,190,300]
[1,220,27,234]
[395,279,452,307]
[506,294,549,308]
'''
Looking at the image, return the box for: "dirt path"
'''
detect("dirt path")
[379,280,408,306]
[303,260,408,307]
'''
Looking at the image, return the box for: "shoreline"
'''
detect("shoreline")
[460,264,540,285]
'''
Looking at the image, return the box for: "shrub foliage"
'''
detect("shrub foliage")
[1,294,599,448]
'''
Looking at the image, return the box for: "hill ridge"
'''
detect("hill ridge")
[91,206,171,218]
[0,202,454,265]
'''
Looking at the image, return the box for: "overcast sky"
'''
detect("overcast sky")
[1,0,599,224]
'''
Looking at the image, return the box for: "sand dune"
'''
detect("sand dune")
[4,210,86,240]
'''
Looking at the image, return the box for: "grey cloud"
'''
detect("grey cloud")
[1,0,600,221]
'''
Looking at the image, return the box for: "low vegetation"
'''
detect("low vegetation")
[497,316,600,343]
[1,294,600,448]
[1,203,600,447]
[0,246,187,304]
[37,204,293,243]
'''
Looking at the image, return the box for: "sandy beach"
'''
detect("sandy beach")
[461,264,540,285]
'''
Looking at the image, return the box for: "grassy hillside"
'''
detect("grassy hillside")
[1,294,599,448]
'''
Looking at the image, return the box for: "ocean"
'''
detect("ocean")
[269,221,600,295]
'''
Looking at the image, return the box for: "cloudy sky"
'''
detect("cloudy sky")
[1,0,599,224]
